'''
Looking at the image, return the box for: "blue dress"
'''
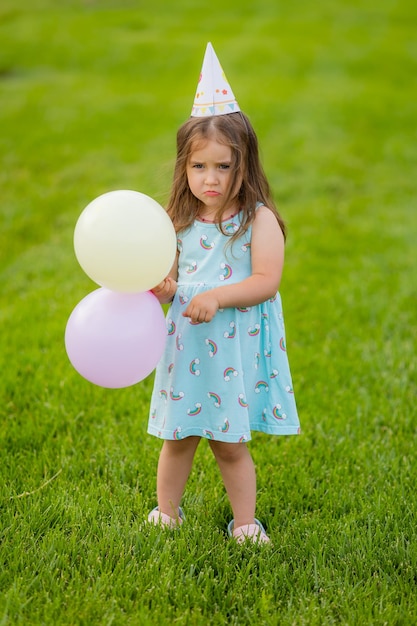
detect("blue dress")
[148,210,300,442]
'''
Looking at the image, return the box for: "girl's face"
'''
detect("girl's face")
[186,138,240,214]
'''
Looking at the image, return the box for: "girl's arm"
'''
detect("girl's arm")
[183,206,285,323]
[151,252,179,304]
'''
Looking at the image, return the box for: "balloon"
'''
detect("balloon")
[65,288,167,388]
[74,190,176,292]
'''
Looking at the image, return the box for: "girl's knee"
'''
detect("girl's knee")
[209,440,248,463]
[162,436,200,457]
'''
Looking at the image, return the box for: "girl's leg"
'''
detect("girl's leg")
[208,440,256,529]
[156,436,200,520]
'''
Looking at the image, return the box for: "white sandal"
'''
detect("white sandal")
[147,506,185,528]
[227,518,271,544]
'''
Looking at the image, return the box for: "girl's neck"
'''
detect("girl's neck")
[197,211,239,224]
[197,207,240,224]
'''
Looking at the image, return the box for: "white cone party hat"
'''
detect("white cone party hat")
[191,42,240,117]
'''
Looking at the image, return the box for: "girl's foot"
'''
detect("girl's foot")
[227,518,270,544]
[147,506,185,528]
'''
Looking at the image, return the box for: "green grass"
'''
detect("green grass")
[1,0,417,624]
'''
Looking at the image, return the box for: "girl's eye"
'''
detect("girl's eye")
[190,163,230,170]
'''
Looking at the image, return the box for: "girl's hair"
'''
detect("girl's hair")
[166,111,286,241]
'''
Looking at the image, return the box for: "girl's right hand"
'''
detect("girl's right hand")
[182,290,220,323]
[151,277,177,303]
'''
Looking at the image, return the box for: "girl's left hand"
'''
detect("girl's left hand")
[151,276,177,303]
[183,291,220,323]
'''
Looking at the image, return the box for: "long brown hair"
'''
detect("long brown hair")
[166,111,286,241]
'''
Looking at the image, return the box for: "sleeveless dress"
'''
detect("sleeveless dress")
[148,209,300,442]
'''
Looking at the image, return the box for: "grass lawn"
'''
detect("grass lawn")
[1,0,417,624]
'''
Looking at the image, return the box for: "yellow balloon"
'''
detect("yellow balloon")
[74,190,177,292]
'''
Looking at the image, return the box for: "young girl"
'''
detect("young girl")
[147,44,300,544]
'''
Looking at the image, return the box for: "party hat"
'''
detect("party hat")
[191,42,240,117]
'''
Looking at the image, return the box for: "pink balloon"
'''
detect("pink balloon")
[65,288,167,388]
